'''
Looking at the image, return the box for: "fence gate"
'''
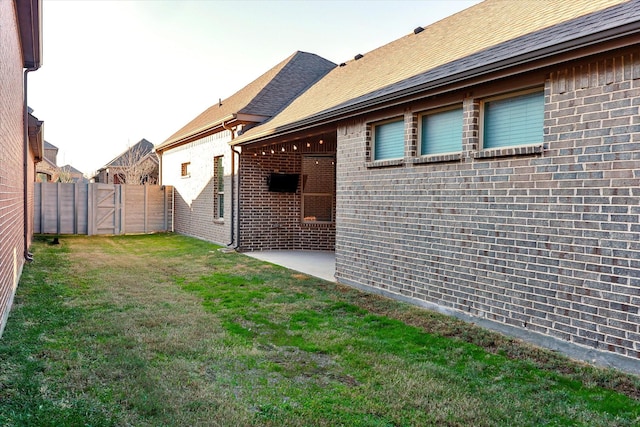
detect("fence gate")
[34,183,173,236]
[90,184,122,235]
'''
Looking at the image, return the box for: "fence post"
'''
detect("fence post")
[117,185,123,235]
[87,183,94,236]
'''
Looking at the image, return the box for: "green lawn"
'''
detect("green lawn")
[1,234,639,426]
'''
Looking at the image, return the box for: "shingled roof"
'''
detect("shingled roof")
[156,51,336,151]
[233,0,637,145]
[104,138,155,168]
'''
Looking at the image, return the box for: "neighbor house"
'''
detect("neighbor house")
[229,0,640,372]
[94,138,158,185]
[36,140,85,182]
[0,0,43,335]
[155,51,336,246]
[36,140,59,182]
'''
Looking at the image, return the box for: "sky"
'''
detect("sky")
[28,0,481,176]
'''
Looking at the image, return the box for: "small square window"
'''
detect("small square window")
[373,118,404,161]
[181,162,190,177]
[482,90,544,149]
[420,107,463,155]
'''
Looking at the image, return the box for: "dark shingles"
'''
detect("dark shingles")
[157,51,335,149]
[106,139,155,167]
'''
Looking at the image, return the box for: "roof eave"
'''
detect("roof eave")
[233,22,640,147]
[156,113,269,152]
[16,0,43,69]
[28,114,44,162]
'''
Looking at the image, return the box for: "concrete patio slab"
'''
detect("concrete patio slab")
[243,250,335,282]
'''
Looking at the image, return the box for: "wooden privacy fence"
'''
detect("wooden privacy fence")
[34,183,173,235]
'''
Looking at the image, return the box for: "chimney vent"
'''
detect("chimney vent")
[354,53,363,60]
[414,26,424,34]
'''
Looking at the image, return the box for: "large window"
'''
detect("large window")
[483,90,544,149]
[373,118,404,160]
[420,107,463,155]
[214,156,224,219]
[302,155,335,223]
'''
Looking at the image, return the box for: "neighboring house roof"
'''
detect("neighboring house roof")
[233,0,637,145]
[60,164,83,175]
[156,51,336,151]
[101,138,156,169]
[37,157,57,171]
[44,140,58,151]
[27,111,44,161]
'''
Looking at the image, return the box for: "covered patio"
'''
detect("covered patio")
[233,131,337,253]
[244,250,336,282]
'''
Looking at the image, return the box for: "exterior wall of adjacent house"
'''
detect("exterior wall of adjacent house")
[44,146,57,164]
[0,0,27,334]
[160,131,234,245]
[238,140,336,251]
[36,159,59,182]
[335,49,640,364]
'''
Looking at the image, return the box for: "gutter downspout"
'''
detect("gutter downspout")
[23,68,38,262]
[230,145,241,249]
[222,121,238,248]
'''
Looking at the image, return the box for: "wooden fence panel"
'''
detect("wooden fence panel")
[34,183,173,235]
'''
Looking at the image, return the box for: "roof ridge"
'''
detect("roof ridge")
[239,51,336,117]
[158,51,335,149]
[105,138,154,167]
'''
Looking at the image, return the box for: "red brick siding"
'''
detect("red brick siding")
[0,1,27,333]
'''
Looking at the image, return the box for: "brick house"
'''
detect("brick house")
[36,140,59,182]
[230,0,640,372]
[94,138,158,184]
[0,0,43,334]
[36,140,85,182]
[155,51,335,246]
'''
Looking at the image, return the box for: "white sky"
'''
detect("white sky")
[28,0,481,175]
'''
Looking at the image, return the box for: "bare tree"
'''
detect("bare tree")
[113,142,159,185]
[57,165,74,183]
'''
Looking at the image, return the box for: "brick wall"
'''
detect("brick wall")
[161,132,233,245]
[336,50,640,365]
[238,141,336,251]
[0,1,27,334]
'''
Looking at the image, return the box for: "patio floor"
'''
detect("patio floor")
[243,250,336,282]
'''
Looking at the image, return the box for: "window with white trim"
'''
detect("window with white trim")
[373,118,404,161]
[420,106,463,155]
[482,90,544,149]
[302,155,335,223]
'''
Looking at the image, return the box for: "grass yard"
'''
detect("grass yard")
[1,234,639,426]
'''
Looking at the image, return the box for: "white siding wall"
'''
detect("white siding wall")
[161,130,235,245]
